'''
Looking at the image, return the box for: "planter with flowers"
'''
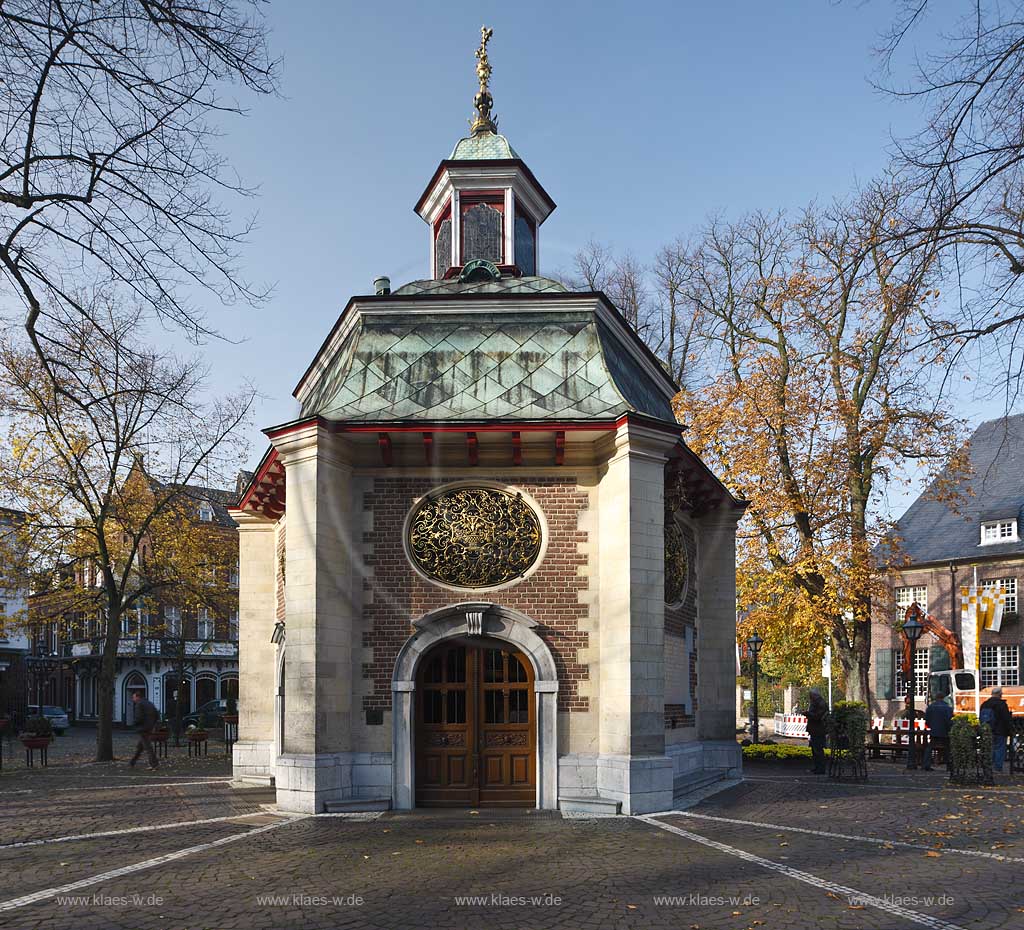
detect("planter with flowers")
[19,715,54,766]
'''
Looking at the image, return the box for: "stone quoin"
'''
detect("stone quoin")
[229,28,746,815]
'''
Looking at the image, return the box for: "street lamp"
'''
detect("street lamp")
[746,633,764,744]
[902,612,924,769]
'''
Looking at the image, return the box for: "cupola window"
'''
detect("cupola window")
[434,206,452,279]
[514,210,536,276]
[461,195,503,264]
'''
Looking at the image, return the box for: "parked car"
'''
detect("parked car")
[27,705,70,735]
[181,698,237,729]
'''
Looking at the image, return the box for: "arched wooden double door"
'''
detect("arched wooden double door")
[415,642,536,807]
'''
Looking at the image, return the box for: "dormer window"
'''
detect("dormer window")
[980,519,1018,545]
[198,502,214,523]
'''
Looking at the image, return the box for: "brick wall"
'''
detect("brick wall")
[361,476,589,715]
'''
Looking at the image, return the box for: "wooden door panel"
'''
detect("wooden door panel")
[510,754,530,785]
[415,643,535,807]
[421,753,442,785]
[447,753,469,786]
[482,753,504,786]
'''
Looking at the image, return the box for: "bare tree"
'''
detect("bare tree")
[0,0,277,365]
[0,298,252,761]
[568,240,656,342]
[879,2,1024,397]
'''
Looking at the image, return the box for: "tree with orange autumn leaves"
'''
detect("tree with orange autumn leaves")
[673,189,971,702]
[576,185,970,702]
[0,300,251,761]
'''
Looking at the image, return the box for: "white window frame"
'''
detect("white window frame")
[980,644,1019,687]
[895,585,928,620]
[980,576,1018,614]
[198,502,214,523]
[197,608,214,642]
[228,609,239,642]
[980,519,1018,545]
[896,647,931,698]
[164,606,181,639]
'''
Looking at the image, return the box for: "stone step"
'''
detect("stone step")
[233,775,275,788]
[673,767,729,799]
[558,795,622,816]
[323,798,392,813]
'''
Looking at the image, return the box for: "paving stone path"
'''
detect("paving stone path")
[1,745,1022,929]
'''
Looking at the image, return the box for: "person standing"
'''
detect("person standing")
[922,692,953,771]
[129,690,160,770]
[805,688,828,775]
[979,687,1013,773]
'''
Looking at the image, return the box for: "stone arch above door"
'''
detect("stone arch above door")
[391,603,559,811]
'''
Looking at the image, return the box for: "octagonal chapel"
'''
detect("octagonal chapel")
[230,31,745,815]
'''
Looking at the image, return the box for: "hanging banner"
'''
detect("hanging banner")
[961,584,979,669]
[980,583,1006,633]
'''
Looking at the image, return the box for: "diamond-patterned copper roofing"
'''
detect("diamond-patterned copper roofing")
[450,131,519,160]
[300,307,676,423]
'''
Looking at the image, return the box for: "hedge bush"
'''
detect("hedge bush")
[742,743,832,762]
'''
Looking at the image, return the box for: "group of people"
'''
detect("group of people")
[910,688,1014,772]
[801,686,1016,775]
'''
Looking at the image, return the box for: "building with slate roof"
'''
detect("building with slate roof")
[872,414,1024,715]
[230,29,745,815]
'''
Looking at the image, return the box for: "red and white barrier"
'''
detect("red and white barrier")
[773,713,808,738]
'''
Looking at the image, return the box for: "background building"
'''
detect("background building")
[873,414,1023,714]
[29,479,241,725]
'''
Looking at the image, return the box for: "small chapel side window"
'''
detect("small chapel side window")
[461,196,503,264]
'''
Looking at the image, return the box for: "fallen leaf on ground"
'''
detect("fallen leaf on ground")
[925,851,942,858]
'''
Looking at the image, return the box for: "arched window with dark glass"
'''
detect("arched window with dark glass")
[461,198,503,264]
[514,211,536,276]
[434,211,452,279]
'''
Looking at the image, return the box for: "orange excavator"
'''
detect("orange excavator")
[900,602,1024,717]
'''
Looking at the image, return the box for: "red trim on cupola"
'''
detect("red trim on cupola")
[414,158,556,217]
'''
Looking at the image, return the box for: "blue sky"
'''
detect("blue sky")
[187,0,1000,510]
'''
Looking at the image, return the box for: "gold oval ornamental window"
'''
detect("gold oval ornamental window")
[665,517,688,606]
[407,486,542,588]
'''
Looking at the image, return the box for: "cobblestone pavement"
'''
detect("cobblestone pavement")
[1,755,1022,930]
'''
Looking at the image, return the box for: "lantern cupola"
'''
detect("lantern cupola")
[415,26,555,282]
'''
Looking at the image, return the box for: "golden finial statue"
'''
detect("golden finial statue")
[470,25,497,135]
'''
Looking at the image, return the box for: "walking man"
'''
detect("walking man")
[806,687,828,775]
[129,690,160,770]
[980,686,1013,773]
[922,691,953,770]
